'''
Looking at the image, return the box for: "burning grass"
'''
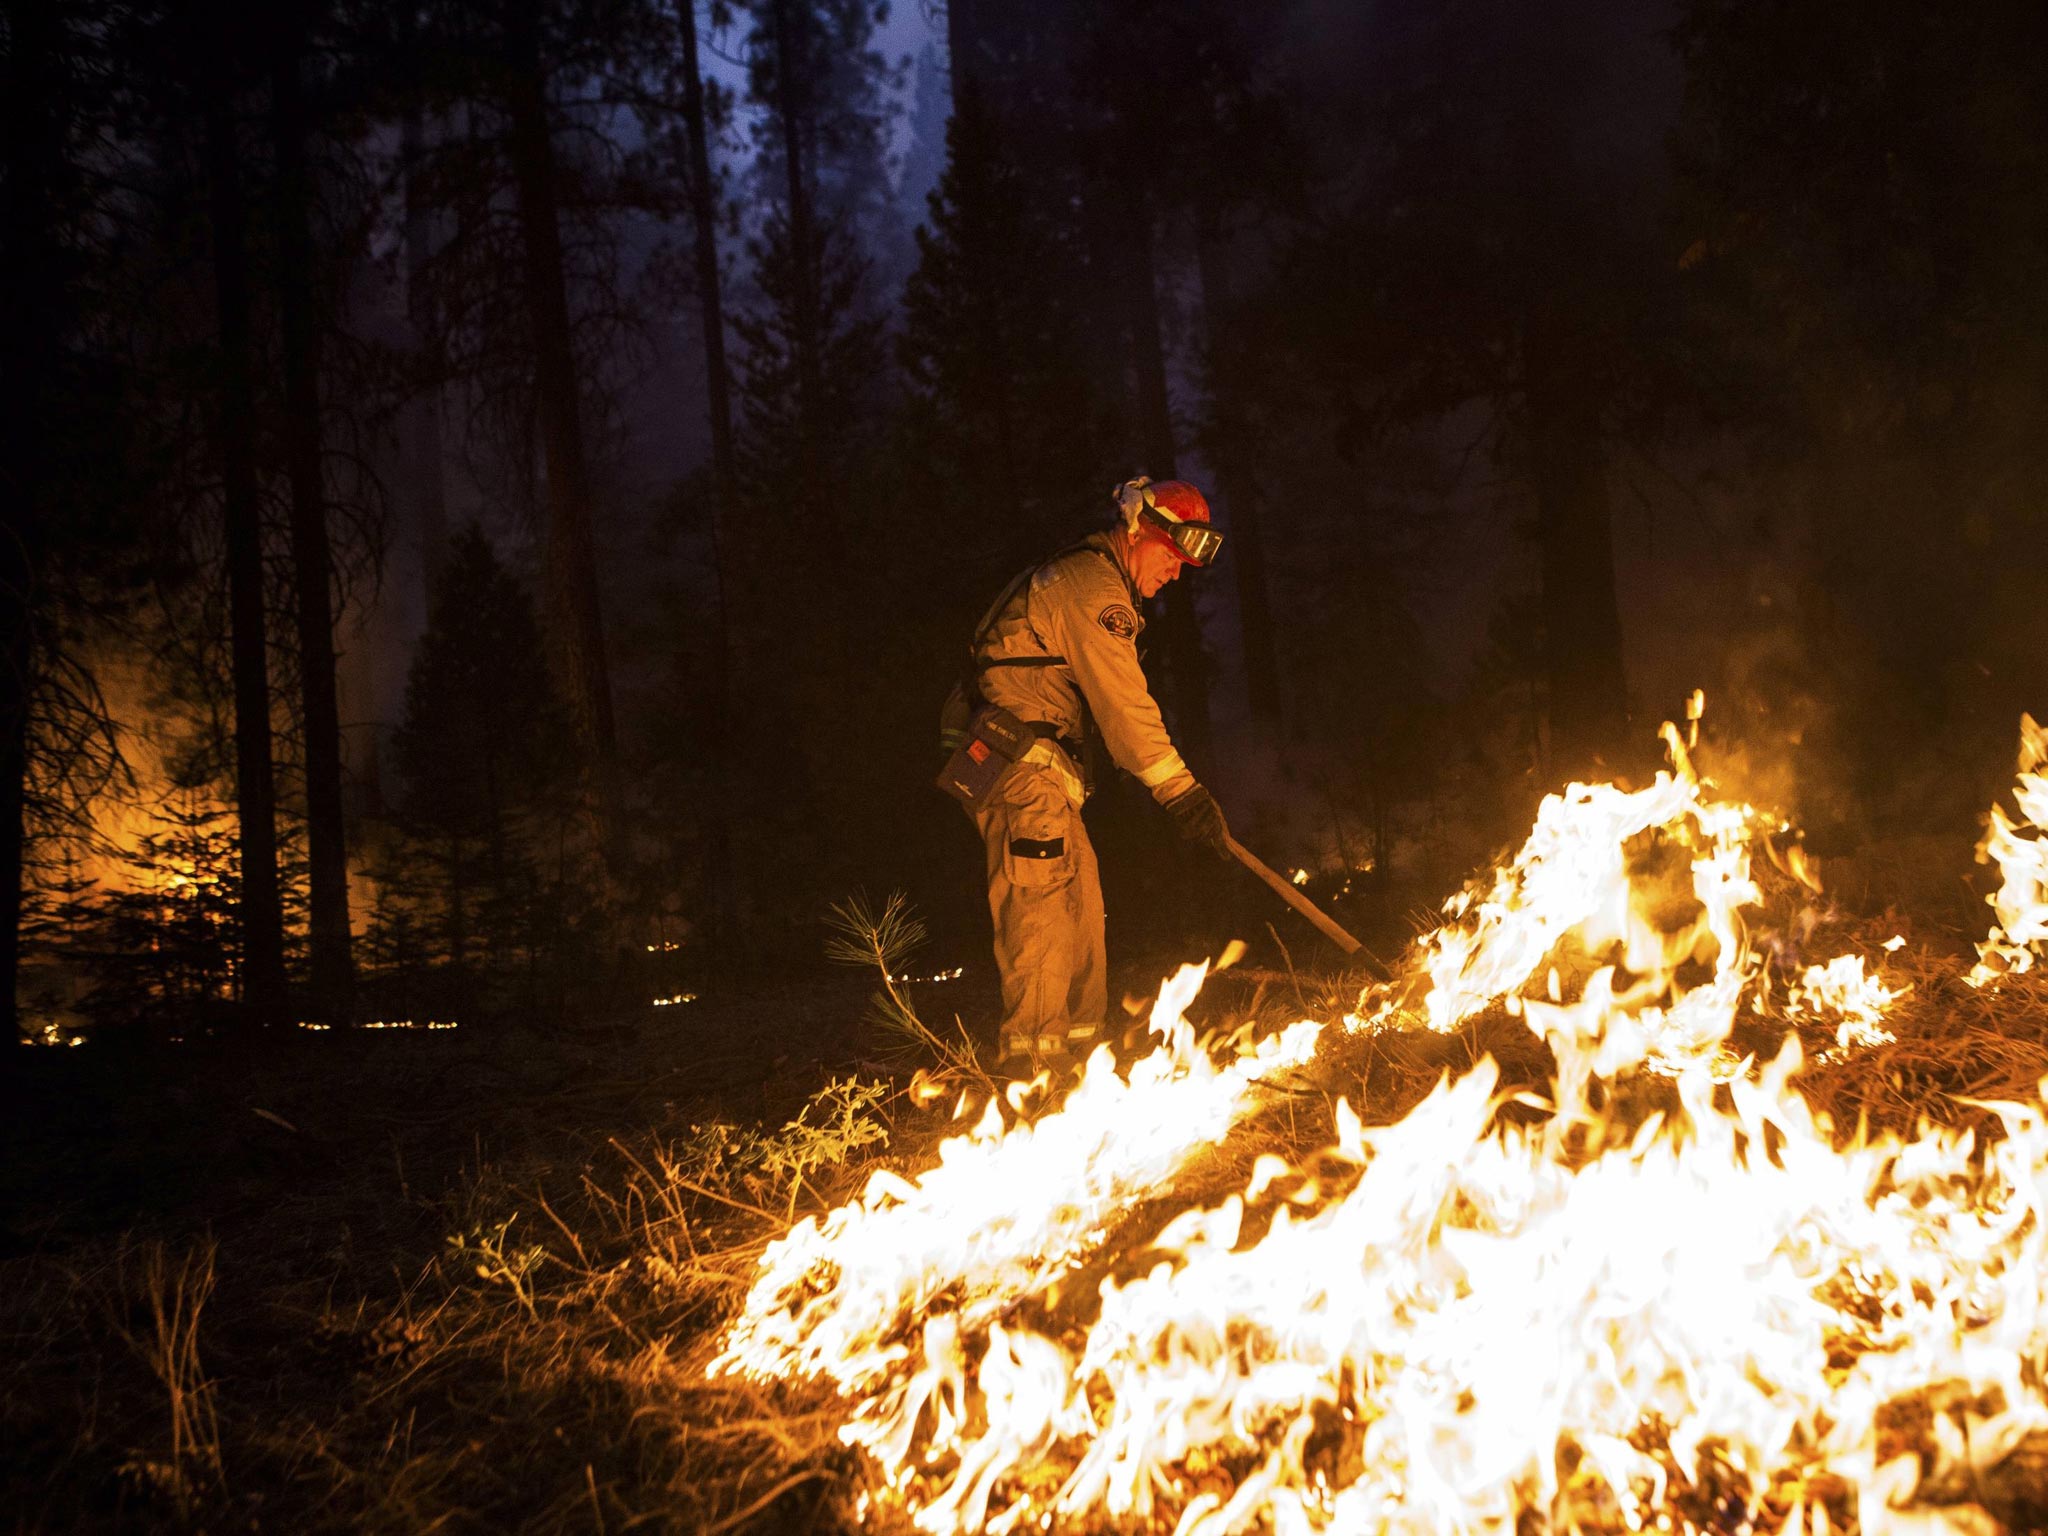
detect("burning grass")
[704,710,2048,1536]
[2,957,2045,1533]
[7,709,2048,1533]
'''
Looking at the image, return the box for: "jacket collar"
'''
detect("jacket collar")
[1083,530,1142,607]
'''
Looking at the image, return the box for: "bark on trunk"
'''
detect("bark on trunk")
[0,0,60,1061]
[944,0,975,90]
[768,0,824,515]
[1523,307,1629,780]
[1121,184,1213,771]
[676,0,739,956]
[0,563,27,1057]
[1194,220,1283,729]
[204,93,290,1023]
[949,94,1020,489]
[503,0,624,866]
[401,105,449,583]
[271,20,355,1019]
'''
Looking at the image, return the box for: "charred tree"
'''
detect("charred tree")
[270,9,355,1019]
[501,0,624,867]
[202,89,289,1023]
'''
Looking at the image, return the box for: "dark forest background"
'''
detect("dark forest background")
[6,0,2047,1055]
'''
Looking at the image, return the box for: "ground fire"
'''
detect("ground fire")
[715,705,2048,1535]
[1969,716,2048,989]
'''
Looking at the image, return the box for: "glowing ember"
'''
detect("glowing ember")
[30,1020,86,1048]
[712,701,2048,1533]
[1968,714,2048,987]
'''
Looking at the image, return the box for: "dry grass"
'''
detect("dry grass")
[106,1238,223,1517]
[0,979,904,1534]
[4,912,2045,1533]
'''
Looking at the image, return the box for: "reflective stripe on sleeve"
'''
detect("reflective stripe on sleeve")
[1135,750,1187,789]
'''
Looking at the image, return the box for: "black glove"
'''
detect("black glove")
[1163,782,1232,861]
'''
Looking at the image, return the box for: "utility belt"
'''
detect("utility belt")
[935,701,1086,811]
[938,581,1101,810]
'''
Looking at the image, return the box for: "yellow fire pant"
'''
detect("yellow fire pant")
[974,760,1106,1061]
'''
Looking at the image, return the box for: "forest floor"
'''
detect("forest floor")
[4,872,2047,1535]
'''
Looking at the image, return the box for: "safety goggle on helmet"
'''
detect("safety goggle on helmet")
[1118,477,1225,566]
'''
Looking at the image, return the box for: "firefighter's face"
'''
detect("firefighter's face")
[1130,533,1185,598]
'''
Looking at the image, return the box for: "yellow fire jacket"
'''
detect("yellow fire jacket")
[973,532,1196,808]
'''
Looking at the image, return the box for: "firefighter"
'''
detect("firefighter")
[946,477,1232,1068]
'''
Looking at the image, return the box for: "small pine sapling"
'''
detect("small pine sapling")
[823,890,991,1096]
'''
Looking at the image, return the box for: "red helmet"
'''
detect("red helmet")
[1115,477,1224,566]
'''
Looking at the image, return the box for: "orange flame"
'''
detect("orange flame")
[1968,714,2048,987]
[711,700,2048,1533]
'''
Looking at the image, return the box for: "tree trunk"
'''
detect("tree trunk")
[401,104,449,583]
[1194,219,1283,729]
[203,93,290,1023]
[768,0,824,512]
[0,506,29,1056]
[271,18,355,1020]
[950,94,1022,490]
[942,0,1011,475]
[675,0,740,957]
[0,0,62,1061]
[944,0,976,90]
[1523,306,1628,780]
[446,836,468,973]
[503,0,624,867]
[1120,182,1213,770]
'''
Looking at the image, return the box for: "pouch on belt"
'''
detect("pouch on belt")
[934,702,1036,810]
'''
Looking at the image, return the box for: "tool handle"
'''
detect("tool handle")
[1223,835,1364,955]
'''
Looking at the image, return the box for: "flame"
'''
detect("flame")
[1967,714,2048,987]
[1357,718,1776,1073]
[1785,955,1900,1052]
[713,962,1322,1403]
[711,702,2048,1533]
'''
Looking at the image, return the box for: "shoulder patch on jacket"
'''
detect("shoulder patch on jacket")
[1097,603,1139,639]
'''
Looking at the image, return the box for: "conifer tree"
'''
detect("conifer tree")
[402,0,661,885]
[268,0,355,1021]
[0,0,146,1053]
[898,89,1108,558]
[391,526,573,992]
[713,0,899,936]
[1256,0,1662,780]
[196,9,292,1023]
